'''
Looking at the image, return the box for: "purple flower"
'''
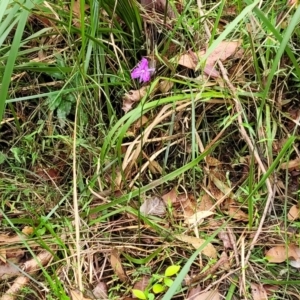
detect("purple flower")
[131,58,155,83]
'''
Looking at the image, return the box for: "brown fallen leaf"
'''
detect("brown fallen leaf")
[204,40,242,68]
[265,244,300,263]
[132,276,151,297]
[280,158,300,170]
[140,196,166,217]
[111,248,128,283]
[206,156,223,167]
[1,276,29,300]
[209,172,234,199]
[162,188,177,204]
[223,198,248,221]
[158,79,174,93]
[188,290,220,300]
[158,80,174,93]
[0,248,6,264]
[184,211,214,226]
[198,193,215,211]
[203,64,220,78]
[147,158,163,175]
[288,205,300,221]
[72,0,89,16]
[186,284,201,299]
[122,87,148,113]
[289,259,300,268]
[0,263,20,279]
[218,231,233,249]
[263,284,279,295]
[175,234,217,258]
[177,41,242,77]
[132,115,149,132]
[0,234,25,244]
[92,281,108,299]
[0,233,27,264]
[251,283,268,300]
[177,52,198,69]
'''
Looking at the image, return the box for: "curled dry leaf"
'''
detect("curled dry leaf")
[111,248,128,283]
[140,196,166,217]
[175,234,217,258]
[251,283,268,300]
[288,205,299,221]
[122,87,148,113]
[93,281,108,299]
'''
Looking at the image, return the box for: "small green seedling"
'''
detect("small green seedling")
[132,265,181,300]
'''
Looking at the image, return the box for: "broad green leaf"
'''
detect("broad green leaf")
[148,293,155,300]
[153,283,166,294]
[164,277,174,287]
[165,265,181,277]
[132,289,147,300]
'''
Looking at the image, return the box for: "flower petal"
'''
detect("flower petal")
[131,58,153,82]
[140,71,151,83]
[131,68,142,79]
[139,58,149,69]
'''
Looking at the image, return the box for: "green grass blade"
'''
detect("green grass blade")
[0,0,34,121]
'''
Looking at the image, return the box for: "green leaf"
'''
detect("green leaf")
[153,283,166,294]
[132,289,147,300]
[47,94,62,111]
[165,265,181,277]
[0,152,6,164]
[148,293,155,300]
[164,277,174,287]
